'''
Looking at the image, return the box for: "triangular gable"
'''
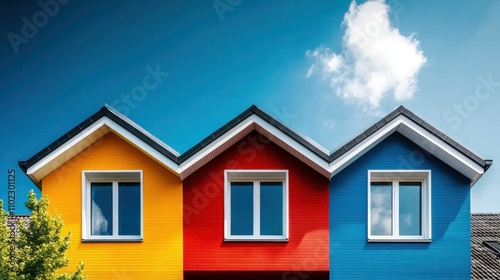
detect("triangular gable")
[20,105,492,188]
[19,105,333,188]
[328,106,492,186]
[177,105,331,179]
[19,105,180,188]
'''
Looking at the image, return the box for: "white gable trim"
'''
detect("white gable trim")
[178,116,255,174]
[104,104,180,157]
[26,116,179,176]
[25,108,487,187]
[329,115,485,184]
[178,115,331,179]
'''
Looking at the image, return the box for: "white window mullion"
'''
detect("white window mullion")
[283,180,288,239]
[393,181,399,238]
[254,181,260,237]
[422,179,428,239]
[85,179,91,238]
[112,181,119,237]
[225,179,231,238]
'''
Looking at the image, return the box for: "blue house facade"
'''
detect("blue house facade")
[328,107,491,279]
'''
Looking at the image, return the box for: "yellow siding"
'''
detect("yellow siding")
[42,133,183,279]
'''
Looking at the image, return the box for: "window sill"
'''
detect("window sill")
[224,237,289,242]
[368,238,431,243]
[82,238,143,243]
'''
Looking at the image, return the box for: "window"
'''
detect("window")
[368,170,431,242]
[82,171,142,241]
[224,170,288,241]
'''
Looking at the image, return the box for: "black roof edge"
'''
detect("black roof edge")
[178,106,255,162]
[484,160,493,171]
[178,105,330,163]
[18,161,27,173]
[21,108,106,170]
[100,107,179,163]
[329,105,491,171]
[250,106,330,161]
[18,104,492,180]
[20,105,180,173]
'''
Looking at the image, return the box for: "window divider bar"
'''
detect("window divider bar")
[254,181,261,237]
[112,182,119,237]
[393,181,399,237]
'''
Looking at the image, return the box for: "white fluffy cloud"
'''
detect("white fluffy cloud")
[306,0,427,112]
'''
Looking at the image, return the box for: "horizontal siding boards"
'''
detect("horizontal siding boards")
[183,131,329,272]
[184,271,329,280]
[42,133,183,279]
[330,132,471,279]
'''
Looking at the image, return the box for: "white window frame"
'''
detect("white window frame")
[224,170,289,241]
[367,170,431,242]
[82,170,143,242]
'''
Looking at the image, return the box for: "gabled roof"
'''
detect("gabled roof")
[19,105,333,187]
[176,105,331,179]
[19,104,491,187]
[328,106,492,186]
[471,213,500,279]
[19,105,180,187]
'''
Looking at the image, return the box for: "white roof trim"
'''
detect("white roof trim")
[105,120,179,171]
[26,116,179,176]
[178,114,331,178]
[105,104,180,157]
[26,107,487,187]
[178,117,255,174]
[400,118,484,174]
[329,115,485,184]
[252,115,330,169]
[329,116,401,175]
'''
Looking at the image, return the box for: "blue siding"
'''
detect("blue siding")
[330,133,471,279]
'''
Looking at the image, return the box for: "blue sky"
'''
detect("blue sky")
[1,0,499,213]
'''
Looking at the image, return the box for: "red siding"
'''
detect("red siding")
[183,132,329,272]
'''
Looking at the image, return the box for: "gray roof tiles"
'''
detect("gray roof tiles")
[471,213,500,279]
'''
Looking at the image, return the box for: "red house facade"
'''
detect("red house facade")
[181,108,331,280]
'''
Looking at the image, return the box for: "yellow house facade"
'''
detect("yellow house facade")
[19,106,184,279]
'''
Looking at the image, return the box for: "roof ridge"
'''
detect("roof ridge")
[19,105,181,183]
[19,103,492,188]
[103,104,180,157]
[328,105,492,170]
[178,105,331,163]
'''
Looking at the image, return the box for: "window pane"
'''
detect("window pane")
[260,182,283,236]
[118,182,141,236]
[370,182,392,236]
[231,182,253,235]
[399,182,421,236]
[91,183,113,235]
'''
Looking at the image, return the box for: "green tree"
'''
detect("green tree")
[0,190,86,280]
[0,200,12,279]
